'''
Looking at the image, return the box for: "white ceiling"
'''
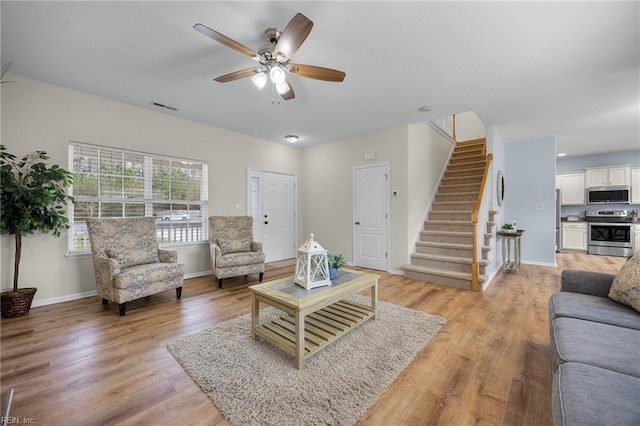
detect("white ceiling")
[2,1,639,156]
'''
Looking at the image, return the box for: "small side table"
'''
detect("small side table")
[498,230,525,272]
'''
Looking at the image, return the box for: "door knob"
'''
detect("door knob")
[264,221,269,225]
[355,221,360,225]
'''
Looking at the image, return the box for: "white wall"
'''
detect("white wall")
[301,125,409,271]
[485,126,506,278]
[301,122,453,273]
[455,110,486,142]
[504,136,557,266]
[1,74,304,305]
[407,123,454,256]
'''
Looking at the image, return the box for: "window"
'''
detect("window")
[68,142,208,253]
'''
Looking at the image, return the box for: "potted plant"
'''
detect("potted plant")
[327,253,346,280]
[0,145,74,317]
[501,223,516,233]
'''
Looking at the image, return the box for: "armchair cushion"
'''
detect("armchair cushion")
[218,238,251,255]
[216,251,265,268]
[114,262,184,290]
[107,242,160,268]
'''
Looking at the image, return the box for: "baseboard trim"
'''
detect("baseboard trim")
[185,270,214,279]
[481,267,501,291]
[389,268,404,275]
[522,260,557,267]
[31,290,98,308]
[29,270,214,308]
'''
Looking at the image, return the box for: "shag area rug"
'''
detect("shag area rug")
[167,296,446,426]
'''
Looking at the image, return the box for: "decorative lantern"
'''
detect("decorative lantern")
[294,233,331,289]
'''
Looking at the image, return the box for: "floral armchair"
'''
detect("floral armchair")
[209,216,265,288]
[86,217,184,316]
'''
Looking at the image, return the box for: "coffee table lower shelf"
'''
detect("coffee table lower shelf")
[254,300,375,361]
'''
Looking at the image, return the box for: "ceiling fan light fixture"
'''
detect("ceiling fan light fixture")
[269,65,286,84]
[251,71,268,90]
[275,80,290,95]
[285,134,299,143]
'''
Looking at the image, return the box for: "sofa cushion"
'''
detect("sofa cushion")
[218,238,251,255]
[114,262,184,289]
[609,251,640,312]
[549,292,640,330]
[550,317,640,377]
[553,362,640,426]
[217,251,266,268]
[107,243,159,268]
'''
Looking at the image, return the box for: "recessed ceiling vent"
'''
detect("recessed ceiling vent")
[151,101,179,111]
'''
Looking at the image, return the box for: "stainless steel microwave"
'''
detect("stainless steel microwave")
[587,187,630,204]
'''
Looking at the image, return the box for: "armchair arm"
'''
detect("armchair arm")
[560,269,617,298]
[210,241,222,270]
[93,255,120,287]
[251,241,263,252]
[158,249,178,263]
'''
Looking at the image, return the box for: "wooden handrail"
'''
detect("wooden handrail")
[471,152,493,291]
[452,114,457,141]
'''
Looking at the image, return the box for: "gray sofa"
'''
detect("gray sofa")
[548,269,640,425]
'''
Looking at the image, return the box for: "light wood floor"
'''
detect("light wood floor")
[1,253,626,425]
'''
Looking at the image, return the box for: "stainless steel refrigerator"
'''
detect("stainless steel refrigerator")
[555,189,561,251]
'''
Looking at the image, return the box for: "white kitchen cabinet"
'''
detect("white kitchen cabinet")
[586,166,630,188]
[635,224,640,254]
[632,168,640,204]
[559,173,586,205]
[560,222,588,252]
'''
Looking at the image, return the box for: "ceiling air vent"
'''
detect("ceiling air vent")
[151,101,179,111]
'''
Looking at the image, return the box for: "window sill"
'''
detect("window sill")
[66,240,210,258]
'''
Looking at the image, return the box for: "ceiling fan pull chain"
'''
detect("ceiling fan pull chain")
[271,83,280,105]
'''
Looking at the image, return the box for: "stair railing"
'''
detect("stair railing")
[471,152,493,291]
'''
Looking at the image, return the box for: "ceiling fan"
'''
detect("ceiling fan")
[194,13,346,101]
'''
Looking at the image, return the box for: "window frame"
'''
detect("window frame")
[67,141,208,254]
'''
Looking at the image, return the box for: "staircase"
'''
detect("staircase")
[403,138,497,290]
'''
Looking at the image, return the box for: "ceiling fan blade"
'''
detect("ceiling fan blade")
[214,68,259,83]
[287,64,346,82]
[280,77,295,100]
[194,23,259,59]
[273,13,313,61]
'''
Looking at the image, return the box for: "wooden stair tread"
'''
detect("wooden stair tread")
[410,252,490,266]
[456,140,485,145]
[416,241,493,252]
[425,219,473,225]
[402,264,488,283]
[422,230,473,236]
[416,241,472,249]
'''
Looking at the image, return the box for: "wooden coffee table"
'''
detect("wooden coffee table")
[250,268,379,369]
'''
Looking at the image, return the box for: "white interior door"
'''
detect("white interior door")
[260,171,296,262]
[353,164,389,271]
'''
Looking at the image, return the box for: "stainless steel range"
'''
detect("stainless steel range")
[585,209,633,257]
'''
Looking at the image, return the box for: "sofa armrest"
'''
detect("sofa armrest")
[560,269,617,298]
[158,249,178,263]
[251,241,263,252]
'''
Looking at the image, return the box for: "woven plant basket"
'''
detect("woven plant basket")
[1,288,37,318]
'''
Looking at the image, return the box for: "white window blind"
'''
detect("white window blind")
[68,142,208,253]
